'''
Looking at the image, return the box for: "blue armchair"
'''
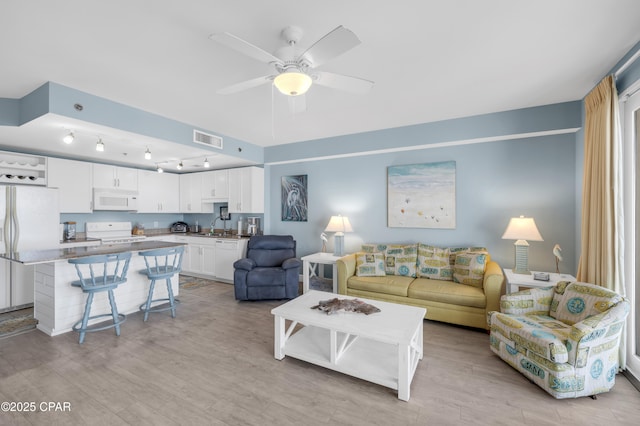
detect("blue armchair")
[233,235,302,300]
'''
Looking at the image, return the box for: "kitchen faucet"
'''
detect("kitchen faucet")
[210,215,230,236]
[210,215,220,235]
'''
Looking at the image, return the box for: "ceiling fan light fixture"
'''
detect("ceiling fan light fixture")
[63,132,74,144]
[274,71,312,96]
[96,138,104,152]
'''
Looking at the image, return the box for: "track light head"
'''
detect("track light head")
[96,138,105,152]
[63,132,74,144]
[144,147,151,160]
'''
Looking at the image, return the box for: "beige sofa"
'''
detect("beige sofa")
[336,245,505,330]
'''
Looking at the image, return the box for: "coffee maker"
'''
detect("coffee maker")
[247,217,260,236]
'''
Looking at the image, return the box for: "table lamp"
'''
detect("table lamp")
[324,215,353,256]
[501,215,543,274]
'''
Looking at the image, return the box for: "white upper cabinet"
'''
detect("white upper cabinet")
[228,166,264,213]
[93,164,138,191]
[179,173,214,213]
[47,157,93,213]
[201,169,229,201]
[137,170,180,213]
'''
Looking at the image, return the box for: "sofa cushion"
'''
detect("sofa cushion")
[384,244,417,277]
[490,312,571,363]
[453,253,487,288]
[550,281,624,325]
[408,278,486,308]
[417,244,452,280]
[355,252,386,277]
[347,275,413,297]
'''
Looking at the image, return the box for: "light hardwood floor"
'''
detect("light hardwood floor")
[0,279,639,425]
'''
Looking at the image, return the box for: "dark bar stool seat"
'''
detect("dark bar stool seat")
[138,246,184,321]
[69,252,132,344]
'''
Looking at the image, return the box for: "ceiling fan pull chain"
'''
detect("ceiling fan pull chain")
[271,83,276,143]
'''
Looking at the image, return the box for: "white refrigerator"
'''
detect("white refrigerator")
[0,185,59,311]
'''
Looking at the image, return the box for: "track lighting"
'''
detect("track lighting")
[156,165,164,173]
[96,138,104,152]
[204,158,210,168]
[177,161,183,170]
[63,132,74,144]
[144,147,151,160]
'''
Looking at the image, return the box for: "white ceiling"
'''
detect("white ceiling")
[1,0,640,170]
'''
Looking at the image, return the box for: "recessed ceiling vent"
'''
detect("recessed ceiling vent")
[193,130,223,149]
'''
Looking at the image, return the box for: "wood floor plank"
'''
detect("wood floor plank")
[0,279,638,425]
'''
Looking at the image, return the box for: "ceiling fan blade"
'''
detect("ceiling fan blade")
[298,25,361,68]
[313,71,374,95]
[217,75,273,95]
[210,32,282,65]
[288,94,307,114]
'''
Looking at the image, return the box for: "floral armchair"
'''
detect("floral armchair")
[488,281,630,399]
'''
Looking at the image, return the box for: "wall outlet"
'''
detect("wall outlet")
[153,221,158,228]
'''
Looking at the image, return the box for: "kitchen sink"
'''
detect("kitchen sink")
[199,233,232,237]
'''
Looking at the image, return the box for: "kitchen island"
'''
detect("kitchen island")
[0,240,185,336]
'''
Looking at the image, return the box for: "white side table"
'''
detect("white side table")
[504,268,576,294]
[301,252,343,293]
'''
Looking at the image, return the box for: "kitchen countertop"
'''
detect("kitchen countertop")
[0,240,186,265]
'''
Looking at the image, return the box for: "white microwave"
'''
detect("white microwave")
[93,189,138,211]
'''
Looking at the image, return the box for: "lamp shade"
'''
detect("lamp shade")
[324,215,353,234]
[274,71,312,96]
[501,216,543,241]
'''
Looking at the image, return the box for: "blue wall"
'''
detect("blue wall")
[266,133,577,274]
[265,103,581,275]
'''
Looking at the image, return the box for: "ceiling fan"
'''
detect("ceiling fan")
[210,25,374,98]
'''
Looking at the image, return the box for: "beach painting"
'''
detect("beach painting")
[281,175,308,221]
[387,161,456,229]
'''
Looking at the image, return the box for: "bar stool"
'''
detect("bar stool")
[138,246,184,321]
[69,252,132,344]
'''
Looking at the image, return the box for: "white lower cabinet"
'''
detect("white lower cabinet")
[178,236,247,281]
[178,237,216,276]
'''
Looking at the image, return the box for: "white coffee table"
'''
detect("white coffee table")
[271,290,426,401]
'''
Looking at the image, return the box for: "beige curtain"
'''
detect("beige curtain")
[577,75,625,367]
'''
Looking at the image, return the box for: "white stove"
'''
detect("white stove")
[86,222,147,244]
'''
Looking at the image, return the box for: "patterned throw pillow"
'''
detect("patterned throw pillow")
[448,246,488,266]
[361,243,388,254]
[448,247,469,266]
[384,244,417,277]
[355,252,386,277]
[453,253,487,288]
[550,282,623,325]
[417,244,452,280]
